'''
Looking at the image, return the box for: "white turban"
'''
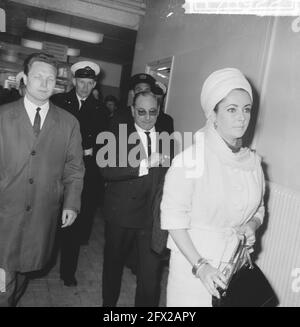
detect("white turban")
[200,68,253,119]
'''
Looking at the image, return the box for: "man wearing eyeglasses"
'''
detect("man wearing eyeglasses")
[111,73,174,135]
[100,91,173,307]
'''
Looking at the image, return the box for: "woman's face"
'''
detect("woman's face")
[214,89,252,145]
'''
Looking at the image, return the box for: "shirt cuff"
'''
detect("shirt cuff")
[139,158,149,177]
[0,268,6,293]
[84,148,93,156]
[63,208,79,214]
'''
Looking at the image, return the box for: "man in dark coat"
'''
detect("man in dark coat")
[111,74,174,275]
[0,52,84,306]
[99,91,173,307]
[51,61,108,286]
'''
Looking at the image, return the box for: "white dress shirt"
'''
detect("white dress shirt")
[24,96,49,128]
[76,93,87,110]
[134,123,156,177]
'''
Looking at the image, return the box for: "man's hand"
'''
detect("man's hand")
[147,152,170,168]
[61,209,77,228]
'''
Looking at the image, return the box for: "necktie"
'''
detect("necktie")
[145,132,152,157]
[80,99,85,110]
[33,107,41,136]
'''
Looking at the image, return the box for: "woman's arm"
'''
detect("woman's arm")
[236,166,265,246]
[161,145,227,297]
[169,229,227,298]
[168,229,202,266]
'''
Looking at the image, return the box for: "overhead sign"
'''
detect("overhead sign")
[42,41,68,62]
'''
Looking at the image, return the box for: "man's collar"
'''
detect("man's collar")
[134,123,155,134]
[24,95,49,110]
[76,93,87,102]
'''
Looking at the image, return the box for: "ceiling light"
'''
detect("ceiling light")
[157,67,169,71]
[21,39,80,57]
[27,18,103,44]
[0,8,5,32]
[22,39,43,50]
[67,48,80,57]
[157,72,168,79]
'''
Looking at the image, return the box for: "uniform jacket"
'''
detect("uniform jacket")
[51,88,108,151]
[0,99,85,272]
[100,121,173,229]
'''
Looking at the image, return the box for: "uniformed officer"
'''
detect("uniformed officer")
[129,73,156,94]
[51,61,108,286]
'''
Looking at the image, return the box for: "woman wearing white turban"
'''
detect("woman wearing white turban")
[160,68,265,306]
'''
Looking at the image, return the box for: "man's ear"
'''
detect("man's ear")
[92,80,96,88]
[72,78,76,87]
[128,90,135,106]
[154,107,160,124]
[131,105,135,118]
[23,74,28,86]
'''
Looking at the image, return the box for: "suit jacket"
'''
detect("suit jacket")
[100,121,172,229]
[0,99,85,272]
[51,88,108,151]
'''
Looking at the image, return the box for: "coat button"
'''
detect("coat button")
[26,205,31,211]
[29,178,34,184]
[31,150,36,156]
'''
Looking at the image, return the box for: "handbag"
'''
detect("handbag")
[212,235,278,307]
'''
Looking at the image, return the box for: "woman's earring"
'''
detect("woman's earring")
[214,121,218,129]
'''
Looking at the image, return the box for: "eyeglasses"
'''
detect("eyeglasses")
[135,109,158,116]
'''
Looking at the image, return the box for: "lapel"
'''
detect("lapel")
[12,99,59,148]
[69,88,80,112]
[125,122,168,160]
[6,99,36,153]
[39,102,59,138]
[155,124,162,155]
[127,122,147,161]
[12,98,34,136]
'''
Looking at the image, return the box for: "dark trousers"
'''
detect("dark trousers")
[0,271,28,307]
[102,221,162,307]
[60,156,99,280]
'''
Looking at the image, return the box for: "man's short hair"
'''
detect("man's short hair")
[132,91,158,107]
[23,52,58,76]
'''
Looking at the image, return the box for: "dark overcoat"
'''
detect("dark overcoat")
[100,121,172,229]
[51,88,108,151]
[0,99,85,272]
